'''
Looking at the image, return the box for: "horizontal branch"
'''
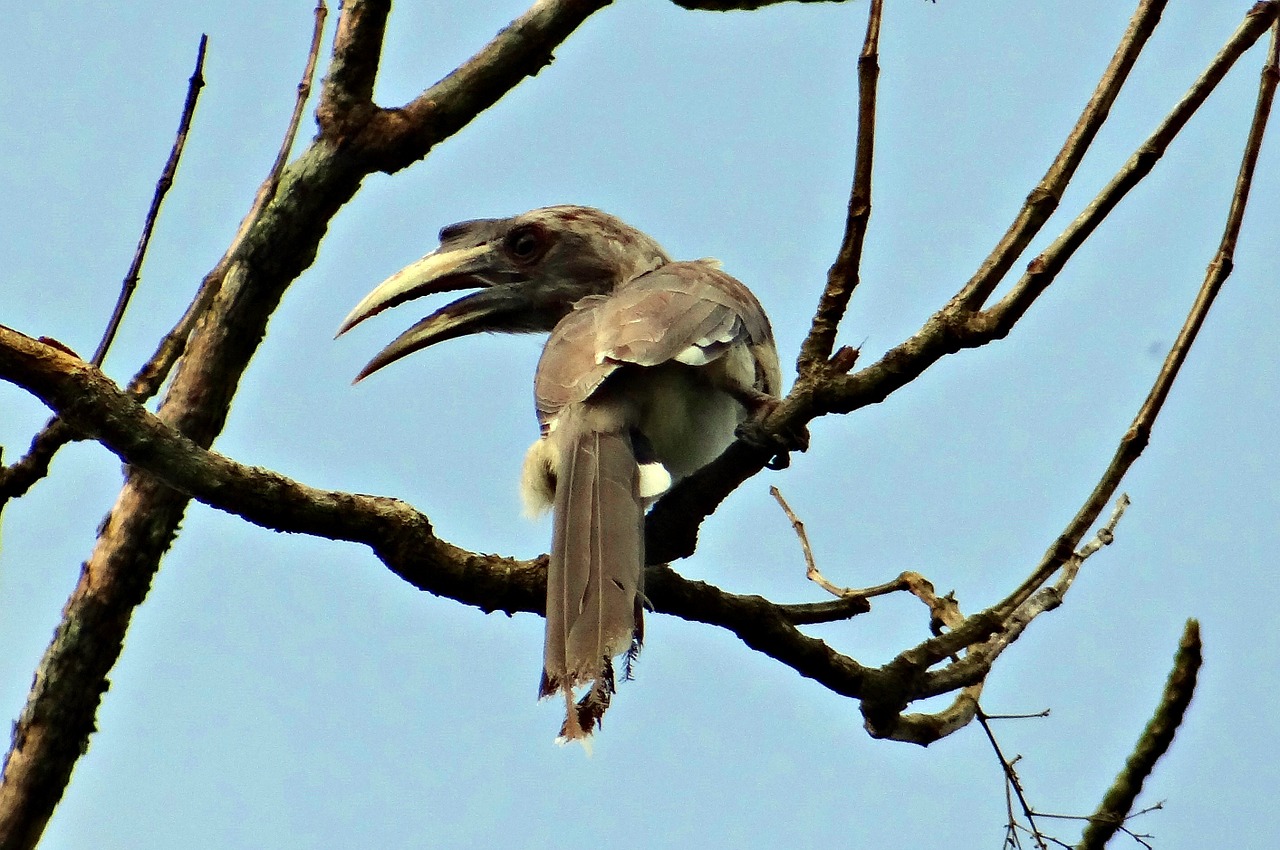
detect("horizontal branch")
[0,326,878,699]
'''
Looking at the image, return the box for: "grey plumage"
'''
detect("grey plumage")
[339,206,781,742]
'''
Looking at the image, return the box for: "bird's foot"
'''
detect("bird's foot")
[735,396,810,470]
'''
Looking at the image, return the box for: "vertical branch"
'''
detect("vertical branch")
[92,35,208,368]
[0,9,336,849]
[797,0,883,373]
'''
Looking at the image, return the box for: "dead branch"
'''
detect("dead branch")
[92,35,208,368]
[797,0,882,371]
[646,1,1280,567]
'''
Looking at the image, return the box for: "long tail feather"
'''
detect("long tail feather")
[539,429,644,741]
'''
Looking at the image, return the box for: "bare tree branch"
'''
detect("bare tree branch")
[953,0,1171,312]
[353,0,614,173]
[0,324,878,695]
[0,3,1273,842]
[93,34,209,369]
[646,1,1280,569]
[1077,620,1203,850]
[797,0,882,371]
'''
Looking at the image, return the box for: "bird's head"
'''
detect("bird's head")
[337,205,670,381]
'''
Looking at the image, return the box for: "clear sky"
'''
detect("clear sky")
[2,2,1277,848]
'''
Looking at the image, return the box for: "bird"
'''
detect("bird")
[338,206,782,742]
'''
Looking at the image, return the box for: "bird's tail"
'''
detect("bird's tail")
[538,428,645,743]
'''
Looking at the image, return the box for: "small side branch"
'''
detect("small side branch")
[1077,620,1202,850]
[92,34,208,368]
[797,0,883,371]
[0,35,210,509]
[129,0,329,401]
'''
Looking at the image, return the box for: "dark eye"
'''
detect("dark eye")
[505,226,543,261]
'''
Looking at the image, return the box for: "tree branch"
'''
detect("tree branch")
[1,0,618,842]
[645,2,1279,569]
[797,0,882,371]
[354,0,613,173]
[953,0,1170,312]
[0,324,881,704]
[1077,620,1202,850]
[92,34,208,369]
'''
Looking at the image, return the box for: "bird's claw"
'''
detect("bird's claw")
[736,402,810,470]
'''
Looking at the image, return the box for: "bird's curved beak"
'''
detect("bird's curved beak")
[337,243,495,337]
[338,243,537,382]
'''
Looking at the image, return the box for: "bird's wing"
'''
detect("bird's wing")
[534,261,780,424]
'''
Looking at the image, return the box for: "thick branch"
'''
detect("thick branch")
[0,0,620,844]
[355,0,613,173]
[0,326,876,702]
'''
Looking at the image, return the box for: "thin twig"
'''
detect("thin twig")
[978,709,1050,850]
[128,0,329,400]
[769,486,954,624]
[769,485,839,595]
[984,709,1052,721]
[797,0,883,371]
[92,34,208,368]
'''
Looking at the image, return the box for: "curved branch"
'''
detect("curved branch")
[354,0,613,173]
[1077,620,1202,850]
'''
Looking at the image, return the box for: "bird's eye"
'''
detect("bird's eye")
[506,226,543,262]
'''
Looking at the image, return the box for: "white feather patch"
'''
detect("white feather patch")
[673,346,714,366]
[520,439,557,517]
[638,461,673,500]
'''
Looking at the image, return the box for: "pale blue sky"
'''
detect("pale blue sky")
[2,2,1277,848]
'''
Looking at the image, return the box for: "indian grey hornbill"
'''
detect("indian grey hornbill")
[338,206,783,742]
